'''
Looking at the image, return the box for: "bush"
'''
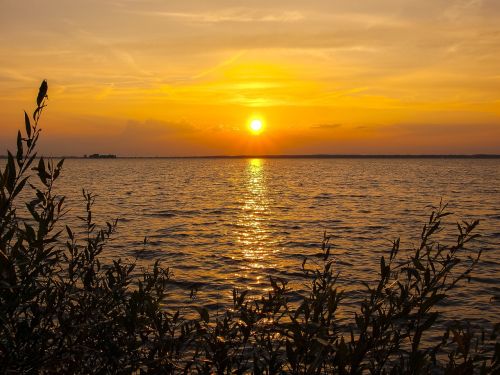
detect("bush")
[1,82,499,374]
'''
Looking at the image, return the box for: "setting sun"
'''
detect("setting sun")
[249,119,264,135]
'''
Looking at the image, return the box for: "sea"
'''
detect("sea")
[13,158,500,327]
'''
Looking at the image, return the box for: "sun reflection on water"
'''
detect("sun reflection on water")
[235,159,277,288]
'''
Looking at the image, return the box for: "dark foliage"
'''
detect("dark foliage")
[1,82,499,374]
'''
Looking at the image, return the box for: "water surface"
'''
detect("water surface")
[41,158,500,323]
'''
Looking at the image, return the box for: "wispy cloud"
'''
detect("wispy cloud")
[443,0,483,21]
[192,52,246,80]
[310,123,342,130]
[135,9,304,23]
[121,118,198,137]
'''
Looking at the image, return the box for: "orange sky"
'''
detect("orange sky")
[1,0,499,156]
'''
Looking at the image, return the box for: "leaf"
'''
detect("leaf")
[316,337,330,347]
[238,290,248,306]
[36,157,48,185]
[33,107,40,121]
[421,312,439,331]
[66,225,74,240]
[380,256,386,275]
[421,293,446,313]
[195,307,209,323]
[16,130,23,166]
[6,151,16,193]
[286,340,297,367]
[24,111,31,138]
[37,80,48,107]
[12,176,29,199]
[25,153,37,171]
[412,258,425,271]
[26,202,40,221]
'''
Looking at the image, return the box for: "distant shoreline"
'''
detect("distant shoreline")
[2,154,500,159]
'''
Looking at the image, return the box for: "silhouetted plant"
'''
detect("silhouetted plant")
[1,82,498,374]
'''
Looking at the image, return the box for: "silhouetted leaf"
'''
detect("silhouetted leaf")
[12,176,29,199]
[24,111,31,138]
[195,307,209,323]
[421,312,439,331]
[37,80,48,107]
[16,130,23,165]
[6,151,16,193]
[33,106,40,121]
[65,225,74,240]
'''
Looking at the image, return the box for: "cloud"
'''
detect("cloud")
[443,0,483,21]
[310,123,342,130]
[389,123,499,136]
[134,9,304,23]
[120,119,198,139]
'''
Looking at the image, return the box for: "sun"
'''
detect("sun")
[249,119,264,135]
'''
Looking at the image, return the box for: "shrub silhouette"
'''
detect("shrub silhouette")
[1,82,499,374]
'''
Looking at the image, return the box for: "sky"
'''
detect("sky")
[0,0,499,156]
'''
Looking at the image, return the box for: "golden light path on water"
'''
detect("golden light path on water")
[235,159,278,290]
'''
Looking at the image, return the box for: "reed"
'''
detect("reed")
[1,82,499,374]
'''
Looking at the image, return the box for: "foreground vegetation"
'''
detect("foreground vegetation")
[1,82,499,374]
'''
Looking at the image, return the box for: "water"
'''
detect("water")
[21,158,500,323]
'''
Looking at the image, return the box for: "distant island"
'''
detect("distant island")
[84,154,117,159]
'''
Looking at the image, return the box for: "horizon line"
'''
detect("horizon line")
[3,154,500,159]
